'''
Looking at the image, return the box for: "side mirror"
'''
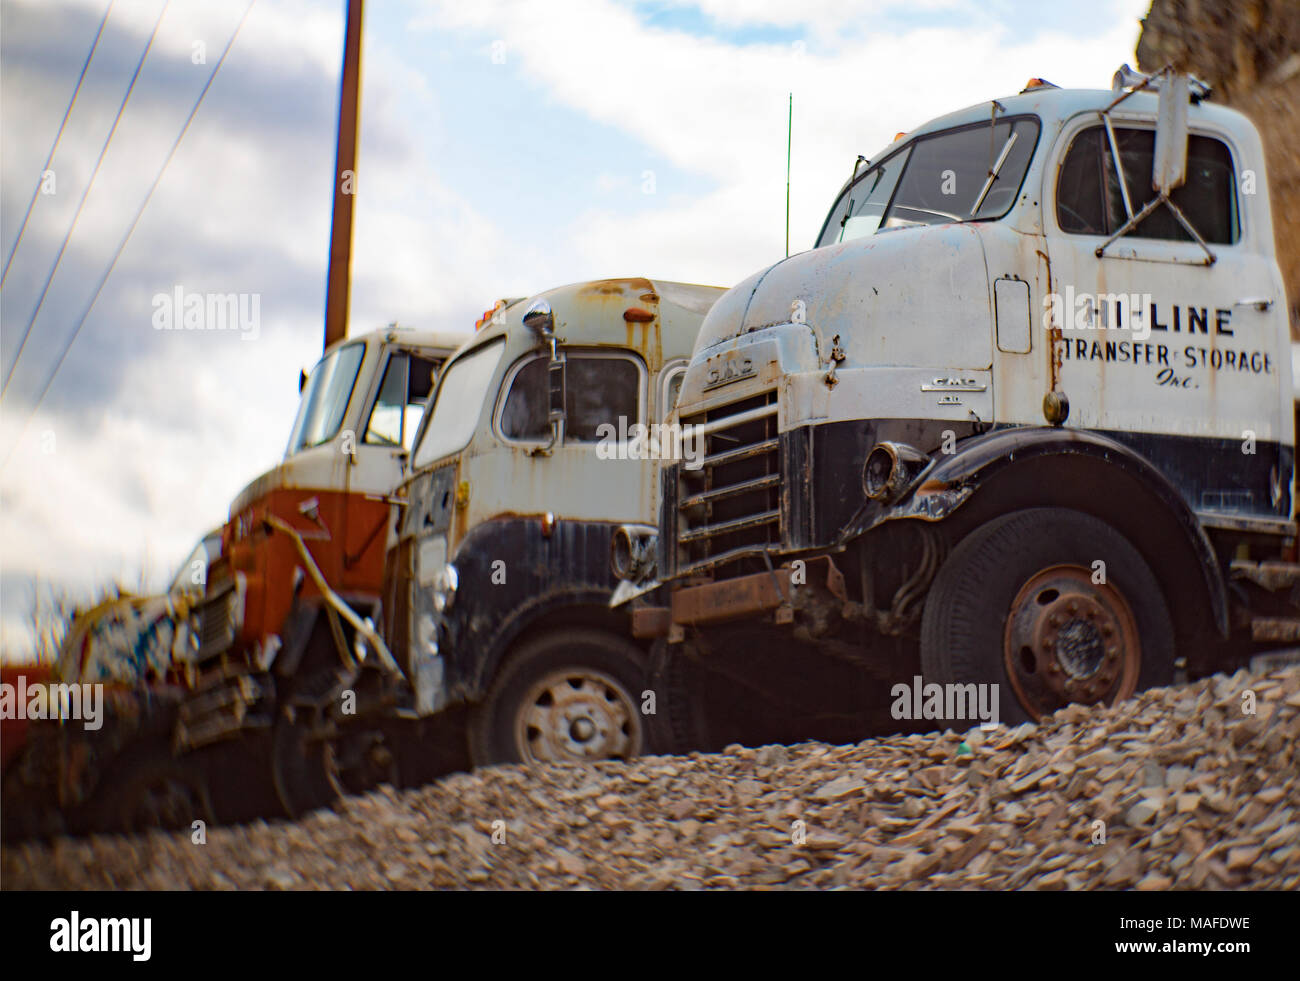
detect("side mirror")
[523,298,554,339]
[1153,73,1189,194]
[299,368,308,393]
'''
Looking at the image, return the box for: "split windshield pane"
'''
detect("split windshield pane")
[285,342,365,456]
[817,116,1040,248]
[412,340,504,469]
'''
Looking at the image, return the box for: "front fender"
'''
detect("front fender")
[860,426,1229,637]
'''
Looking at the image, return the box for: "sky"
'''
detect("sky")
[0,0,1149,656]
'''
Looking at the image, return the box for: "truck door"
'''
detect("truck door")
[477,348,651,527]
[342,349,444,592]
[1043,112,1288,520]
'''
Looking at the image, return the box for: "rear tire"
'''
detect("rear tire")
[920,507,1175,728]
[468,628,661,766]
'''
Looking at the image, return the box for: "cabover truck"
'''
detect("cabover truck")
[377,277,722,769]
[1,326,465,836]
[194,278,720,817]
[614,68,1298,744]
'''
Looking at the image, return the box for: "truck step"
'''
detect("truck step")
[1249,647,1300,673]
[1250,617,1300,643]
[1230,560,1300,591]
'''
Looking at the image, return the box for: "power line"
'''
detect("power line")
[0,1,169,400]
[0,0,115,290]
[1,0,258,472]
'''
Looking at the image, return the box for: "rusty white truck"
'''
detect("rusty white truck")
[614,68,1298,746]
[384,277,721,769]
[242,277,722,815]
[2,325,466,835]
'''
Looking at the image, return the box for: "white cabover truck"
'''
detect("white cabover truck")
[614,68,1298,741]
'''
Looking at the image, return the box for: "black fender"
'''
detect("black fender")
[858,425,1229,638]
[435,516,634,703]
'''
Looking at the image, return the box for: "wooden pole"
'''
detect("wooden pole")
[324,0,364,351]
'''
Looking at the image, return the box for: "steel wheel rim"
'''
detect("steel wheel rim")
[130,775,198,829]
[1003,564,1142,720]
[514,668,641,763]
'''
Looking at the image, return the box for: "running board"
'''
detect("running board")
[1230,559,1300,591]
[1249,647,1300,673]
[1250,618,1300,643]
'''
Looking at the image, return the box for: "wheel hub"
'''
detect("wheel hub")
[516,669,641,763]
[133,779,195,829]
[1004,565,1142,719]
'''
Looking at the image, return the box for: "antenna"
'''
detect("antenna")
[785,92,792,258]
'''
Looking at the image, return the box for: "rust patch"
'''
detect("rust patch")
[631,606,671,638]
[672,569,790,626]
[577,277,654,297]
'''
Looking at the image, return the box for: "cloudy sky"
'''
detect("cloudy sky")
[0,0,1148,655]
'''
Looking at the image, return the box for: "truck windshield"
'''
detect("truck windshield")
[412,339,505,469]
[285,342,365,456]
[817,115,1040,248]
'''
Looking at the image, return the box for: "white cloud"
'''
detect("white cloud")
[414,0,1147,283]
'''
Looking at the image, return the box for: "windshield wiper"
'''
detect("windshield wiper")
[838,154,871,239]
[970,130,1018,217]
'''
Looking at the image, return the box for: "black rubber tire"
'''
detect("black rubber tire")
[89,751,215,834]
[468,628,663,766]
[654,639,711,755]
[920,507,1175,728]
[271,710,338,819]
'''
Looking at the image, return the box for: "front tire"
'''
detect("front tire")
[920,507,1175,727]
[468,628,657,766]
[87,748,215,834]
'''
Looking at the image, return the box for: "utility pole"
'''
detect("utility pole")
[324,0,364,351]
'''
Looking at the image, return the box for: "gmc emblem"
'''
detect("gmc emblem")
[703,353,755,391]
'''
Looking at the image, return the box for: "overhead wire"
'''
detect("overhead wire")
[1,0,168,399]
[1,0,258,471]
[0,0,115,290]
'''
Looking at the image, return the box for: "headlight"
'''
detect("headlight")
[432,563,458,612]
[862,442,930,503]
[611,525,657,582]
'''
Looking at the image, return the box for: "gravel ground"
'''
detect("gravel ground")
[4,666,1298,890]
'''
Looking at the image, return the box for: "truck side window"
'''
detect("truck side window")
[366,354,442,450]
[660,363,687,419]
[500,354,641,443]
[403,356,440,451]
[366,354,408,446]
[1056,126,1240,244]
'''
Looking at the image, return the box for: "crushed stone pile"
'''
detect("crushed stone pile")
[4,666,1298,890]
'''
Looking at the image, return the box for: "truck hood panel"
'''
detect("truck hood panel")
[696,224,994,371]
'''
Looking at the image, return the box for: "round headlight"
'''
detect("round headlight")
[862,444,899,500]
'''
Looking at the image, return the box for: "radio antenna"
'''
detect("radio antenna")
[785,93,793,257]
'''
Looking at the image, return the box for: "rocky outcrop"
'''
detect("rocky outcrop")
[1138,0,1300,335]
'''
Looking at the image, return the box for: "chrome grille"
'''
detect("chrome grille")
[194,575,239,661]
[676,390,780,576]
